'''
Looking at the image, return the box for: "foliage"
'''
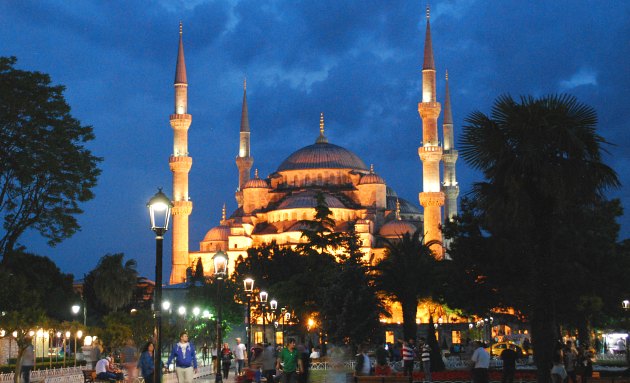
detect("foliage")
[446,94,623,383]
[96,314,132,353]
[0,308,47,383]
[0,250,77,321]
[90,253,138,313]
[372,229,440,340]
[0,56,102,258]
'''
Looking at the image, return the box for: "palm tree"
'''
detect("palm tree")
[373,229,440,341]
[460,94,619,382]
[92,253,138,312]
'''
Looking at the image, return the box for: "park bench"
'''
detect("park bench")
[82,369,122,383]
[354,376,412,383]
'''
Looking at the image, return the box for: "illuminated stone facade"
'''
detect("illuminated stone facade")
[168,11,458,284]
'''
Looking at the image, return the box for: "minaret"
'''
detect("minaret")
[169,22,193,284]
[442,70,459,222]
[235,78,254,207]
[417,6,445,258]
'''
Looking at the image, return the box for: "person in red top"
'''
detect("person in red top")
[402,339,416,376]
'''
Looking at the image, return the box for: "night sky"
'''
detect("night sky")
[1,1,628,280]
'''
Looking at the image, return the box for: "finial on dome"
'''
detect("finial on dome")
[445,69,449,81]
[426,4,430,19]
[254,169,259,178]
[370,164,374,173]
[222,203,226,221]
[395,198,401,220]
[243,77,247,91]
[316,112,328,143]
[179,21,183,34]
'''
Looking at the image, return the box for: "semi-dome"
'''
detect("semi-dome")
[243,170,269,189]
[277,142,368,172]
[379,220,418,238]
[277,190,346,209]
[203,225,230,242]
[359,165,385,185]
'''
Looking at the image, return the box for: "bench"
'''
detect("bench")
[355,376,413,383]
[82,369,122,383]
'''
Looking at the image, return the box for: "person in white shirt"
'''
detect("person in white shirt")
[95,356,124,381]
[471,342,490,383]
[234,337,247,376]
[354,345,371,376]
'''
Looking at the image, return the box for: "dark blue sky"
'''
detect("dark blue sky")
[1,1,628,280]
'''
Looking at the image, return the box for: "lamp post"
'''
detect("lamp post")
[282,310,290,346]
[74,330,83,367]
[243,278,254,365]
[269,300,278,347]
[147,188,173,383]
[213,251,228,383]
[623,300,629,364]
[259,291,268,344]
[64,331,70,367]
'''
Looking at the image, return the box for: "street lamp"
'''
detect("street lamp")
[259,291,268,344]
[147,188,173,383]
[213,251,228,383]
[74,330,83,367]
[282,310,290,346]
[64,331,70,367]
[243,277,254,364]
[72,304,87,326]
[269,300,278,346]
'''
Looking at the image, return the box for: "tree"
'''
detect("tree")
[91,253,138,312]
[450,94,621,383]
[0,308,47,383]
[373,229,440,341]
[0,57,102,258]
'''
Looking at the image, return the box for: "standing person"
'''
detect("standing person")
[262,343,277,383]
[551,341,567,383]
[201,343,209,367]
[235,337,247,376]
[419,338,432,383]
[402,338,416,376]
[167,331,198,383]
[221,342,234,379]
[354,344,371,376]
[276,338,304,383]
[91,339,103,369]
[471,341,490,383]
[375,345,391,376]
[138,341,161,383]
[500,347,518,383]
[298,343,311,383]
[564,341,578,383]
[122,339,139,382]
[21,336,35,383]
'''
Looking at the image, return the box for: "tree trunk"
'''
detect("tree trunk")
[531,286,557,383]
[401,296,418,341]
[14,347,25,383]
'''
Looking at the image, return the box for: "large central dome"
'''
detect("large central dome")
[277,142,369,171]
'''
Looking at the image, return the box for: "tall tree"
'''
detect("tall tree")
[452,94,620,383]
[0,57,101,258]
[91,253,138,313]
[373,229,440,341]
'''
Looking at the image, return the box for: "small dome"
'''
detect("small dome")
[243,170,269,189]
[379,220,418,238]
[359,165,385,185]
[203,225,230,242]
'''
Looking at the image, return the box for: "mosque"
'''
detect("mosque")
[166,9,459,290]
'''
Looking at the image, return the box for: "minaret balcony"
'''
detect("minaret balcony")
[418,145,443,162]
[419,191,445,207]
[169,156,192,172]
[442,150,459,163]
[170,114,192,130]
[418,101,441,119]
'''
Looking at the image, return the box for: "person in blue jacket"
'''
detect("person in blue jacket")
[167,331,198,383]
[138,341,162,383]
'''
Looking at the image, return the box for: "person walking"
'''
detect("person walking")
[234,337,247,376]
[471,341,490,383]
[262,343,277,383]
[402,338,416,376]
[138,341,161,383]
[419,338,432,383]
[564,341,578,383]
[354,344,371,376]
[500,347,518,383]
[122,338,139,382]
[21,336,35,383]
[276,338,304,383]
[221,342,234,379]
[167,331,198,383]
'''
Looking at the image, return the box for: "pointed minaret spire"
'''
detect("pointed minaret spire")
[169,22,194,283]
[235,78,254,207]
[395,198,401,220]
[316,112,328,143]
[423,6,435,71]
[222,203,226,221]
[370,164,374,173]
[175,21,187,86]
[444,70,453,126]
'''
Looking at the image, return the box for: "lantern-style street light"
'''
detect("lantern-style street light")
[213,251,228,383]
[259,291,268,344]
[243,277,254,364]
[147,188,173,383]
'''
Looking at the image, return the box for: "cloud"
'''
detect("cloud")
[559,68,598,90]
